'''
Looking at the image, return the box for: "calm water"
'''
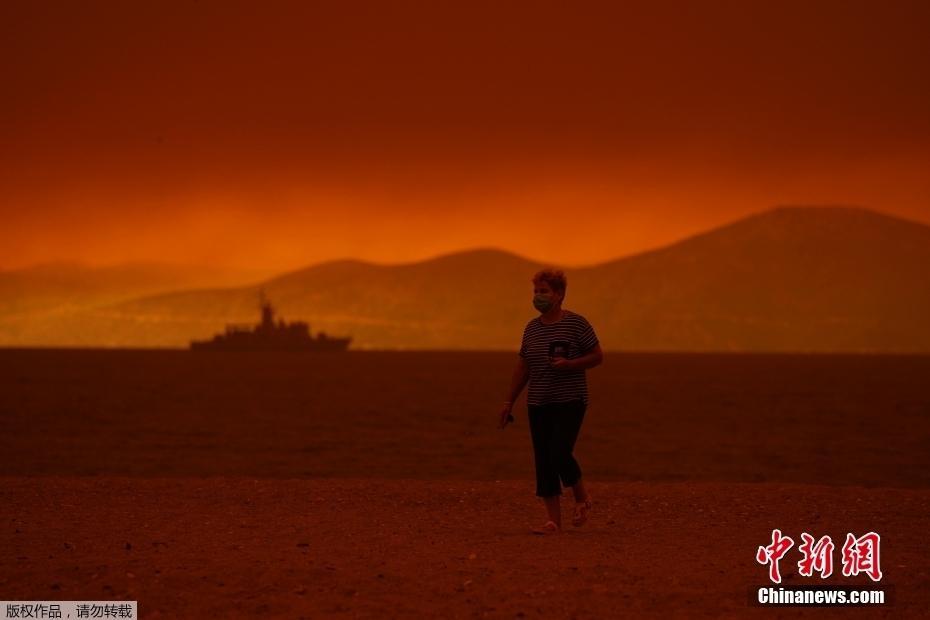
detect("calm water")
[1,349,928,487]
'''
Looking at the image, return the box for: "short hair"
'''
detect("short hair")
[532,268,567,300]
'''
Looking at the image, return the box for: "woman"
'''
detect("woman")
[499,268,604,535]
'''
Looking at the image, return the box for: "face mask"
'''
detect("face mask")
[533,294,554,313]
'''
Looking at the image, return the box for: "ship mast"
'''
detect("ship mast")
[258,288,275,331]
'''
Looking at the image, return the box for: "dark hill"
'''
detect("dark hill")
[3,207,928,352]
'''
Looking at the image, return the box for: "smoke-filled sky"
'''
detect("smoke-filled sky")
[2,0,929,273]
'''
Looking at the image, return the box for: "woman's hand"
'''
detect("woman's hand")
[549,356,575,370]
[498,403,515,429]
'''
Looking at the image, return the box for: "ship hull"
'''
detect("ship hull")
[189,337,351,352]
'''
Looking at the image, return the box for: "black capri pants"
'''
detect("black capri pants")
[528,398,587,497]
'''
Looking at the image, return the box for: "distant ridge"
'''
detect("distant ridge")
[0,261,273,320]
[2,206,929,352]
[567,205,930,351]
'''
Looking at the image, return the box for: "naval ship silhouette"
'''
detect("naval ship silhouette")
[190,290,351,352]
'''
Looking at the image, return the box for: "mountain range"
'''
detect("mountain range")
[2,205,928,352]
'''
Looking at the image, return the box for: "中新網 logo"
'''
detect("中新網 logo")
[756,529,882,583]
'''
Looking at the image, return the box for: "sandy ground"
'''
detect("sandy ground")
[2,476,927,618]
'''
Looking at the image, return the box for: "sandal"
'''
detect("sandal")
[531,520,561,535]
[572,497,593,527]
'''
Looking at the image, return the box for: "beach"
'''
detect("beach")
[1,349,928,617]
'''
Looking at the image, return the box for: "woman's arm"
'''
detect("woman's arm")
[566,344,603,370]
[504,356,530,405]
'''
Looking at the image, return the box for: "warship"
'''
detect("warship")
[190,291,351,352]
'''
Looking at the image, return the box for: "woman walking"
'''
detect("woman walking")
[499,268,603,535]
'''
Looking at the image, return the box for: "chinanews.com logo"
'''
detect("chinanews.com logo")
[750,529,892,606]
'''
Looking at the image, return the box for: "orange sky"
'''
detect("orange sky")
[2,0,929,273]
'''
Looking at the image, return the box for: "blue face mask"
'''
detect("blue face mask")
[533,294,554,313]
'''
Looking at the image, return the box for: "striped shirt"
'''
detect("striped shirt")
[519,309,600,406]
